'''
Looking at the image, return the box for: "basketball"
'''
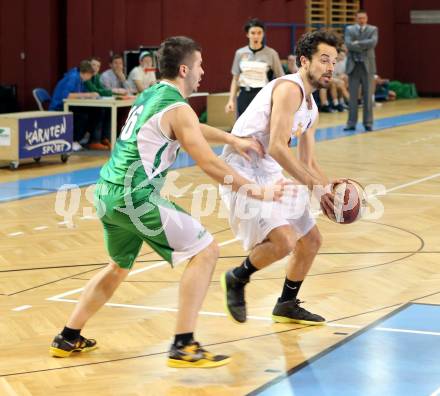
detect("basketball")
[329,179,367,224]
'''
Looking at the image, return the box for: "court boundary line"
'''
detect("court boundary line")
[387,193,440,198]
[47,297,440,337]
[247,302,439,395]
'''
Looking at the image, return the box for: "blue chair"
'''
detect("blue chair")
[32,88,51,111]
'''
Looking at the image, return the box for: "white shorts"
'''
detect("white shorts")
[219,162,315,251]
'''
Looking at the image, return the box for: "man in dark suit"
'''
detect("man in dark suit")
[344,10,378,132]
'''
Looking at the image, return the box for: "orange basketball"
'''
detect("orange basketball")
[329,179,367,224]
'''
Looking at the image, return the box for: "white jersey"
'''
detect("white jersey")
[222,72,319,175]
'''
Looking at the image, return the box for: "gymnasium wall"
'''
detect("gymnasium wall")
[0,0,63,111]
[2,0,308,110]
[393,0,440,95]
[366,0,440,95]
[1,0,440,110]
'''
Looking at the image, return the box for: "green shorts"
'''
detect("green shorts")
[94,179,213,269]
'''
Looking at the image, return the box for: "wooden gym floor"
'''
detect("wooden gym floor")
[1,99,440,395]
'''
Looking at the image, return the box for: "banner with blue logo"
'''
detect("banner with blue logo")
[19,114,73,159]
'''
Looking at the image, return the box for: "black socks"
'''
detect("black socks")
[279,278,303,302]
[61,326,81,342]
[232,257,258,281]
[173,332,194,348]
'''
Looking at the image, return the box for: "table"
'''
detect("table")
[63,97,135,148]
[63,93,209,149]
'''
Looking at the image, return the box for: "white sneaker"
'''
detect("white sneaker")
[72,142,83,152]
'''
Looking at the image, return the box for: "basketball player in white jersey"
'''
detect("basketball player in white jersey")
[220,30,341,325]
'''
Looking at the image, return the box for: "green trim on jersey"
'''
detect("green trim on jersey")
[99,83,186,198]
[153,142,169,172]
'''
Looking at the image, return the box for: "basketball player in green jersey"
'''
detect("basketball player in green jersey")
[49,36,284,368]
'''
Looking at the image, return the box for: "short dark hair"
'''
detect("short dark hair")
[356,9,367,15]
[244,18,265,33]
[79,60,94,73]
[110,54,123,63]
[156,36,201,79]
[295,29,341,68]
[89,56,102,63]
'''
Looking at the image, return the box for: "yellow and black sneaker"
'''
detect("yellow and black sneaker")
[272,299,326,325]
[49,334,97,358]
[167,341,231,368]
[220,270,248,323]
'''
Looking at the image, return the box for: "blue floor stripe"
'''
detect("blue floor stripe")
[378,303,440,333]
[312,108,440,144]
[1,108,439,203]
[250,303,440,396]
[0,168,101,203]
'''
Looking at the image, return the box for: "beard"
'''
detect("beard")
[307,70,332,89]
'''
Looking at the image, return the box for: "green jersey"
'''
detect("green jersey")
[100,82,187,196]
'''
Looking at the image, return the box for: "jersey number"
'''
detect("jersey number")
[120,105,144,141]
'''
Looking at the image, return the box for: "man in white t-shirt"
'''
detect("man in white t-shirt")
[127,51,157,93]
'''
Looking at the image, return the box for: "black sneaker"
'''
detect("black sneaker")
[320,104,335,113]
[272,299,326,325]
[220,270,248,323]
[167,341,231,368]
[49,334,97,357]
[333,103,345,112]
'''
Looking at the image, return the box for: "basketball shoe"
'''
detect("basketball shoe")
[49,334,97,357]
[167,341,231,368]
[272,299,326,325]
[220,270,248,323]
